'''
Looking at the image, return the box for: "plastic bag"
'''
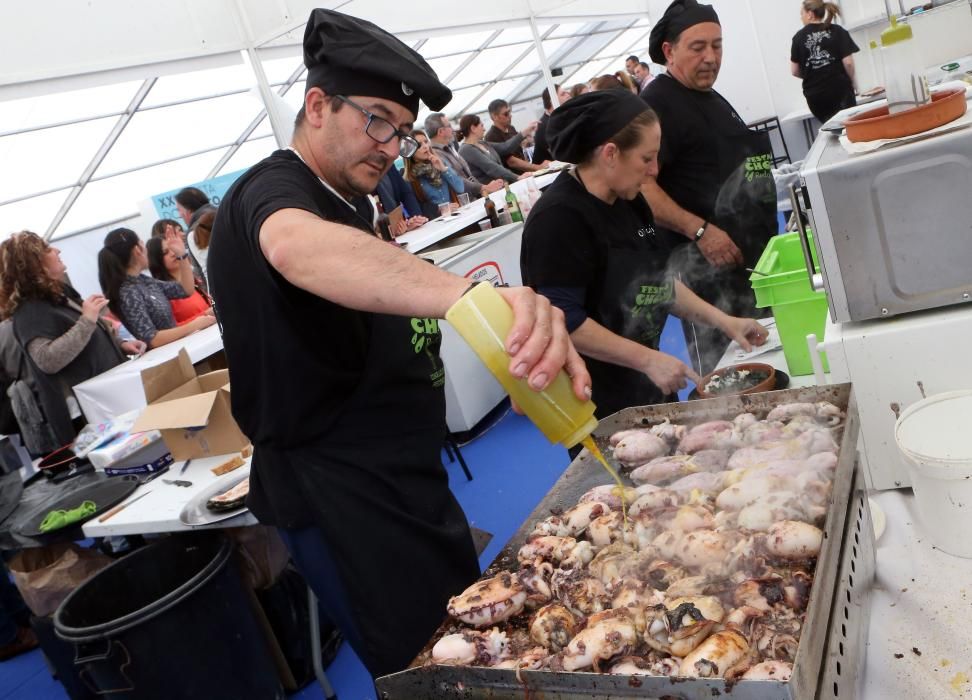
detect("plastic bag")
[224,525,289,590]
[8,543,112,617]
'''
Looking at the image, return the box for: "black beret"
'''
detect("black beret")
[303,9,452,117]
[546,90,650,164]
[648,0,721,65]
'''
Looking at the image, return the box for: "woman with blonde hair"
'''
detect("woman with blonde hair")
[569,83,589,98]
[790,1,859,122]
[589,74,629,92]
[0,232,143,448]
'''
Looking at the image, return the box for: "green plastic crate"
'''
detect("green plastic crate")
[750,232,829,376]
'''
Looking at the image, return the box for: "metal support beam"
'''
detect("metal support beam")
[208,63,305,178]
[443,30,504,86]
[530,14,561,110]
[232,0,288,149]
[450,24,557,118]
[44,78,156,240]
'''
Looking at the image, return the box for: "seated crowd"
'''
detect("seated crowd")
[372,55,655,236]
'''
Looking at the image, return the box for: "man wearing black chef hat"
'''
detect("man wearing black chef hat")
[208,9,591,678]
[521,90,767,420]
[641,0,776,375]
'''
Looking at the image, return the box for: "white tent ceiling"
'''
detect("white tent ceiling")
[0,1,656,240]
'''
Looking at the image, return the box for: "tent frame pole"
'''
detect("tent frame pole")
[529,13,561,110]
[232,0,289,149]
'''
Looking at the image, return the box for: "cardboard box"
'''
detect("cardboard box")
[131,348,248,460]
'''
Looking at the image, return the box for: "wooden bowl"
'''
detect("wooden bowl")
[844,87,967,142]
[697,362,776,399]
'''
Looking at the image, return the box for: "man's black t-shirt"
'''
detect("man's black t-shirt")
[531,113,552,164]
[791,23,859,96]
[209,149,377,450]
[641,74,744,249]
[485,124,527,169]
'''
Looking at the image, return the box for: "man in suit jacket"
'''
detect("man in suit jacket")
[425,113,504,198]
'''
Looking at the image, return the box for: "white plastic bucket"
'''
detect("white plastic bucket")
[894,390,972,558]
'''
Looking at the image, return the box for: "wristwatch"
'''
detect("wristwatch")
[176,252,190,261]
[694,221,709,241]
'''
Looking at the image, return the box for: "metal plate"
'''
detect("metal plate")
[377,384,862,700]
[178,469,250,526]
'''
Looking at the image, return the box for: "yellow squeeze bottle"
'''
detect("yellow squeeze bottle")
[445,282,597,448]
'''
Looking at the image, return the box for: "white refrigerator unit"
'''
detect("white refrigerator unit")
[420,223,525,433]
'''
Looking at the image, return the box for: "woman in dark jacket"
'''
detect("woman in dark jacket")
[0,232,144,448]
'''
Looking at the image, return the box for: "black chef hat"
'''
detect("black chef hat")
[303,9,452,117]
[546,90,650,164]
[648,0,721,65]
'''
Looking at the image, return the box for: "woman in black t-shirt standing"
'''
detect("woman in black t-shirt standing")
[790,1,860,123]
[521,91,767,417]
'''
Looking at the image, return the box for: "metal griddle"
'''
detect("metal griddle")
[376,383,875,699]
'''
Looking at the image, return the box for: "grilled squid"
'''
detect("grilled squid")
[447,572,527,628]
[645,597,723,657]
[528,603,577,653]
[432,628,510,665]
[678,628,751,678]
[558,608,639,672]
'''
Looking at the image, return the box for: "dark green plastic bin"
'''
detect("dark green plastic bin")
[750,232,829,376]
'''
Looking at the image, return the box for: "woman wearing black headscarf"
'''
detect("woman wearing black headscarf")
[520,91,767,417]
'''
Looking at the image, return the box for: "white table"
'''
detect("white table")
[395,171,560,253]
[717,324,972,699]
[81,452,257,538]
[73,325,224,425]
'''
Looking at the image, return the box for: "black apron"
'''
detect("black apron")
[255,302,479,677]
[587,219,677,418]
[668,92,777,374]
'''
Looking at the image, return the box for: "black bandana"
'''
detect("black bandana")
[547,91,650,164]
[648,0,721,64]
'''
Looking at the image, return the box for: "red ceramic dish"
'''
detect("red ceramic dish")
[844,87,967,142]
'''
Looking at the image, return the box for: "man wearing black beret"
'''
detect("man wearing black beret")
[208,8,591,679]
[641,0,776,375]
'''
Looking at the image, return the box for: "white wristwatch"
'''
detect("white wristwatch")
[694,221,708,241]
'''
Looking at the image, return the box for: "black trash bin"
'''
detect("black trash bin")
[54,532,284,699]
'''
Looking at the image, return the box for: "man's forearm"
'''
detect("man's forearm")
[506,155,541,172]
[261,208,468,319]
[641,177,705,240]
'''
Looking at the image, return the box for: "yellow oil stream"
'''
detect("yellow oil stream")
[581,435,628,526]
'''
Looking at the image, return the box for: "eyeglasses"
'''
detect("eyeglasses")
[334,95,419,158]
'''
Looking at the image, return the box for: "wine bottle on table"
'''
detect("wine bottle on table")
[504,185,523,223]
